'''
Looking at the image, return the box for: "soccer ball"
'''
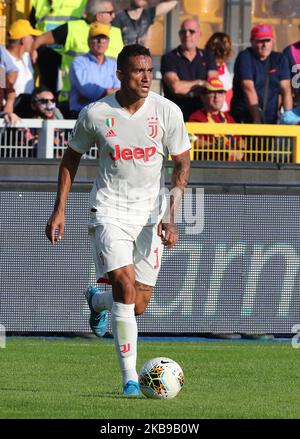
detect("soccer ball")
[138,357,184,399]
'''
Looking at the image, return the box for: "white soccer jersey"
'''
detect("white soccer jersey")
[69,91,191,225]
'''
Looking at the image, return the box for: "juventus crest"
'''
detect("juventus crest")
[148,117,158,139]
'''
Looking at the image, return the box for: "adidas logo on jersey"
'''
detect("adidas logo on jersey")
[105,129,117,137]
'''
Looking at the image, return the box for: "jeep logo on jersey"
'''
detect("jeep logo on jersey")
[109,144,157,161]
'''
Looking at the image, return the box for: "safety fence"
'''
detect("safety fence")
[0,119,97,160]
[1,119,300,163]
[186,122,300,164]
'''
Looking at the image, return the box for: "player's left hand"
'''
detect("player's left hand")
[45,210,65,245]
[157,221,178,248]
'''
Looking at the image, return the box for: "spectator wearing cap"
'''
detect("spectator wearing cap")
[189,78,236,124]
[6,19,42,118]
[188,77,244,161]
[112,0,178,46]
[69,22,120,118]
[231,24,293,124]
[161,18,218,121]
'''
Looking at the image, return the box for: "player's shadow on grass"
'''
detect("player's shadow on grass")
[80,392,142,399]
[0,387,38,393]
[0,387,20,392]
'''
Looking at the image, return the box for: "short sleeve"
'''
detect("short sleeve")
[52,23,68,45]
[234,50,254,81]
[165,104,191,156]
[68,108,96,153]
[0,46,18,73]
[278,53,291,81]
[160,52,177,75]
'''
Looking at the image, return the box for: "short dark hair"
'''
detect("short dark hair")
[31,86,55,106]
[117,44,151,71]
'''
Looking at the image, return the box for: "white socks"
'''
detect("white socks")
[111,301,138,386]
[91,292,138,386]
[91,290,113,312]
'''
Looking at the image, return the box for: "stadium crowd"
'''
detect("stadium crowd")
[0,0,299,150]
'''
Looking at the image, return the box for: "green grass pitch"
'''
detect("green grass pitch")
[0,337,299,419]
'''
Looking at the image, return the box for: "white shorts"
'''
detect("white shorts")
[88,221,164,287]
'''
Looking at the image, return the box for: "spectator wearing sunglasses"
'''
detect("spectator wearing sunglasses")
[231,24,292,124]
[31,86,63,120]
[69,23,120,118]
[161,18,218,121]
[112,0,178,46]
[20,86,64,156]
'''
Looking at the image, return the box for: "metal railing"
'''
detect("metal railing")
[186,123,300,163]
[0,119,97,159]
[1,119,300,163]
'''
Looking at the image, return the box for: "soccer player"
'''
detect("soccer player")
[45,44,191,395]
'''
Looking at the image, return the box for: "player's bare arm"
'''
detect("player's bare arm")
[158,150,190,247]
[45,146,82,245]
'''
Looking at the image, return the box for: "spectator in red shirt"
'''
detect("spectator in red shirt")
[189,77,236,123]
[188,77,243,161]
